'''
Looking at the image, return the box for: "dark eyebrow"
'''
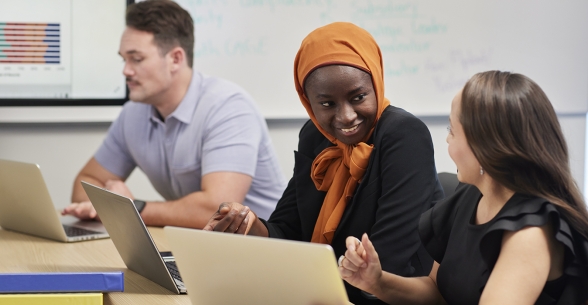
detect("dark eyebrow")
[348,87,363,96]
[118,50,140,57]
[314,86,366,99]
[315,93,331,99]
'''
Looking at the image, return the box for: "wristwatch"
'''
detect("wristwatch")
[133,199,147,214]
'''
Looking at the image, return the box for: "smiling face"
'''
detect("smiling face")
[447,90,483,185]
[119,27,173,104]
[304,65,378,145]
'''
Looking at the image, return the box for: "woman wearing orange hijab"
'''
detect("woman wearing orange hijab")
[204,22,443,305]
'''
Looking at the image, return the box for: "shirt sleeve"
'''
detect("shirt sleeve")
[200,93,262,177]
[264,120,323,240]
[369,111,443,276]
[94,104,137,179]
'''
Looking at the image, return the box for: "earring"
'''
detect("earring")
[480,166,484,176]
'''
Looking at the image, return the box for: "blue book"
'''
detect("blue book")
[0,272,124,293]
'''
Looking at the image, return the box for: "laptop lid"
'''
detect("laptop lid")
[164,226,349,305]
[81,181,183,294]
[0,159,108,242]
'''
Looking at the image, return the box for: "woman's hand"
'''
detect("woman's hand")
[338,233,383,296]
[203,202,270,237]
[203,202,252,234]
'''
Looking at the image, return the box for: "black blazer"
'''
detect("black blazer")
[262,106,444,305]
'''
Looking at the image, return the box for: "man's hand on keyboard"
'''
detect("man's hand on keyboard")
[62,201,100,221]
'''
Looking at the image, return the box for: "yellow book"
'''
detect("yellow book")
[0,293,102,305]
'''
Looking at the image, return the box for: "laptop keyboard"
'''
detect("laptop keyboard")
[63,225,101,237]
[165,261,184,282]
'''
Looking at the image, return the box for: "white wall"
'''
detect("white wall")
[179,0,588,118]
[0,114,584,211]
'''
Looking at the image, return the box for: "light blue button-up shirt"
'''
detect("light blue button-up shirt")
[95,71,286,219]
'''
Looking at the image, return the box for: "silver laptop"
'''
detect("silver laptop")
[164,226,349,305]
[81,181,186,294]
[0,159,109,242]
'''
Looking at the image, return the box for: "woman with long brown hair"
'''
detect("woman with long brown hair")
[339,71,588,304]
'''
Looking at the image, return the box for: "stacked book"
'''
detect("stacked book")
[0,272,124,304]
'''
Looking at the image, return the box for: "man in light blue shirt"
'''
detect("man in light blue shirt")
[62,0,285,227]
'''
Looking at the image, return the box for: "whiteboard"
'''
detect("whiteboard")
[175,0,588,118]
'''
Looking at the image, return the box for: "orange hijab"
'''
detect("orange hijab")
[294,22,390,244]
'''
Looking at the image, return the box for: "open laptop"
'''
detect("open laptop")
[0,159,109,242]
[164,226,349,305]
[81,181,186,294]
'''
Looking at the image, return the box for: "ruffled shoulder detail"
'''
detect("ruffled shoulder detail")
[480,196,588,304]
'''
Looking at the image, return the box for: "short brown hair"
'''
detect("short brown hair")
[126,0,194,67]
[461,71,588,238]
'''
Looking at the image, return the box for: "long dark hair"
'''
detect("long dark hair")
[460,70,588,239]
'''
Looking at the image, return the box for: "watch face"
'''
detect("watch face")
[134,200,146,213]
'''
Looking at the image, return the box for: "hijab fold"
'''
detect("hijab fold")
[294,22,390,244]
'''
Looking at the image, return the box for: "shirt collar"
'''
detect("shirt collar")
[148,71,202,125]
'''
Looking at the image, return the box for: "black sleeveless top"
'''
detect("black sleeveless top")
[419,184,588,305]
